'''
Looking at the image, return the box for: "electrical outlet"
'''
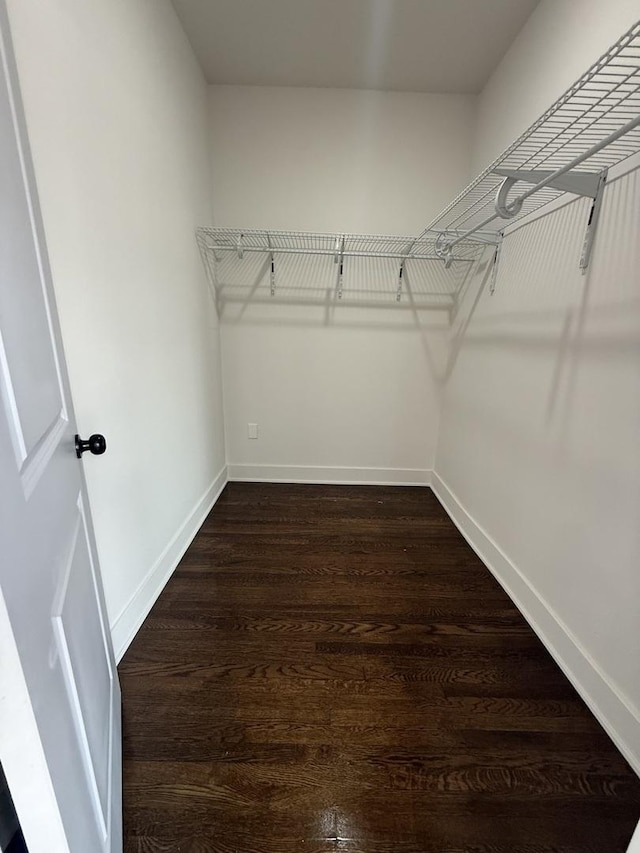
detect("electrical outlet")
[247,423,258,440]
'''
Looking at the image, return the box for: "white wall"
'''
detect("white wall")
[6,0,226,656]
[210,86,474,234]
[210,86,473,481]
[436,0,640,774]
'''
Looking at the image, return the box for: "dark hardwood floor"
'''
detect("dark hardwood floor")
[119,483,640,853]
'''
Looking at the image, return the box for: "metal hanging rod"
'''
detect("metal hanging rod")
[426,20,640,274]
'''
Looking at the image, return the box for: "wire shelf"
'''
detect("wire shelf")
[197,228,482,261]
[196,227,481,306]
[197,24,640,302]
[426,20,640,247]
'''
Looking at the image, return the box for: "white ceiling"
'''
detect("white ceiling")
[171,0,540,94]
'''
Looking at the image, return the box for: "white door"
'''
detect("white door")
[0,4,121,852]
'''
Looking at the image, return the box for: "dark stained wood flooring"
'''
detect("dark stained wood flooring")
[119,483,640,853]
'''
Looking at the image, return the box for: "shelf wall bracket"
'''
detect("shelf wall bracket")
[266,232,276,296]
[579,171,607,273]
[489,234,504,295]
[493,167,608,272]
[397,260,405,302]
[336,237,345,299]
[493,168,604,202]
[236,232,244,259]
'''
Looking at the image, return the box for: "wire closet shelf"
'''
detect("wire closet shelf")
[196,228,480,305]
[197,22,640,302]
[426,20,640,265]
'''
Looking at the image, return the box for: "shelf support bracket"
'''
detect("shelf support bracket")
[493,167,608,272]
[579,171,607,273]
[434,232,454,268]
[490,233,503,295]
[397,260,405,302]
[236,232,244,259]
[396,258,407,302]
[398,236,419,301]
[266,232,275,296]
[336,237,344,299]
[493,168,603,202]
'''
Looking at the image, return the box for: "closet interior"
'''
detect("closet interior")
[3,1,640,851]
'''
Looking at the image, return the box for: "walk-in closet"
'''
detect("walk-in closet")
[1,1,639,851]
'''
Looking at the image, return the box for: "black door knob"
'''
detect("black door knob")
[75,433,107,458]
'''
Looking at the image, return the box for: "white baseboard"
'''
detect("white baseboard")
[110,465,228,662]
[431,470,640,777]
[627,821,640,853]
[227,463,432,487]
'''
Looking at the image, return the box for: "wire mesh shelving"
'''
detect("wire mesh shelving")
[426,20,640,271]
[197,22,640,305]
[196,228,480,306]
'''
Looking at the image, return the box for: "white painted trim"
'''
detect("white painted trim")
[110,466,228,662]
[431,470,640,777]
[227,463,432,487]
[627,821,640,853]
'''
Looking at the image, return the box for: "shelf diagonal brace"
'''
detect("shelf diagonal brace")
[336,236,345,299]
[266,232,276,296]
